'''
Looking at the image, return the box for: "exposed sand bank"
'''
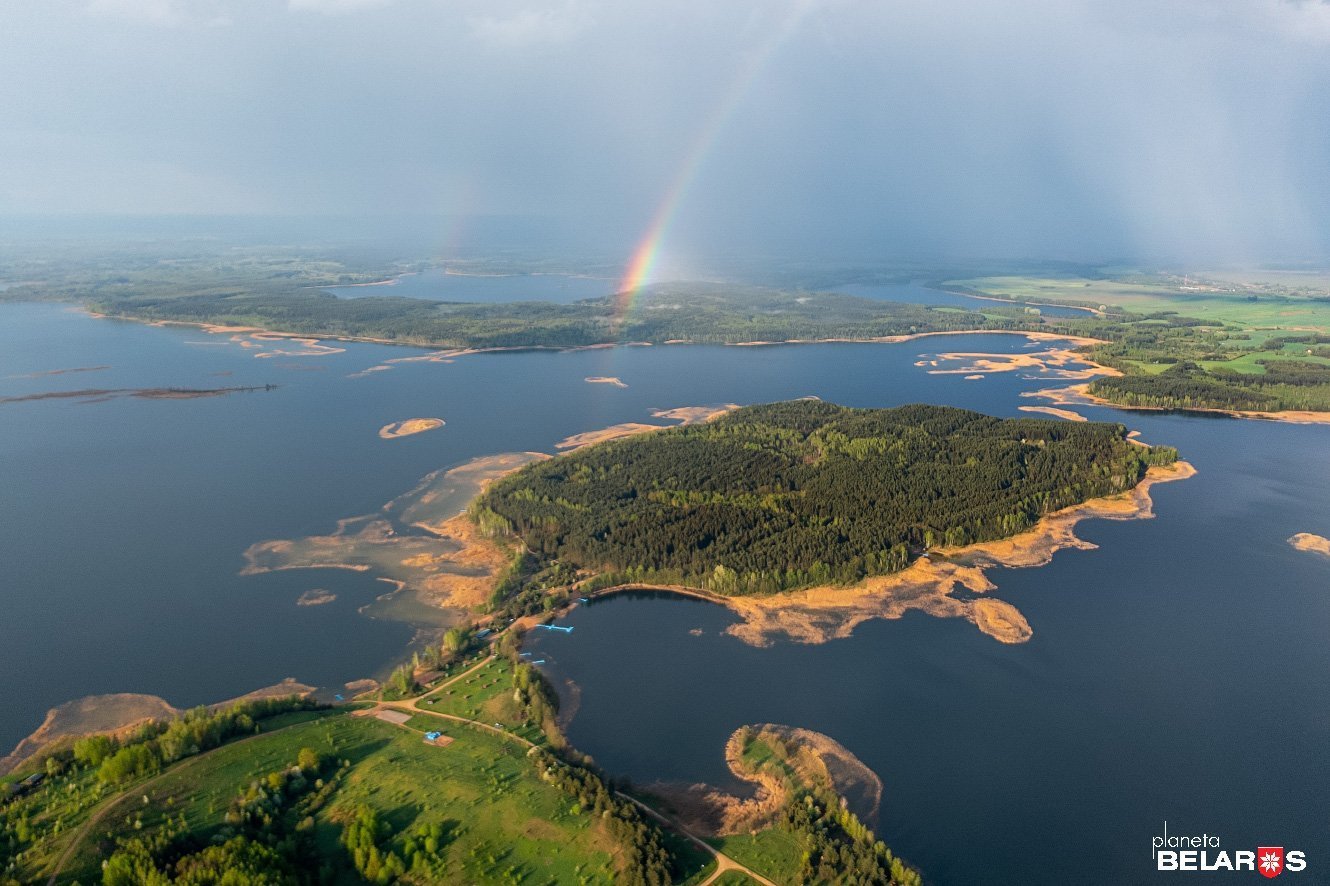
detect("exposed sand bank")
[296,588,337,606]
[923,347,1121,380]
[378,417,445,439]
[0,384,274,405]
[4,365,110,380]
[1288,533,1330,558]
[722,329,1108,349]
[588,460,1195,647]
[648,723,883,837]
[0,694,178,776]
[1027,382,1330,425]
[139,318,348,359]
[585,376,628,387]
[243,452,549,615]
[554,404,739,450]
[0,679,315,777]
[1018,405,1088,421]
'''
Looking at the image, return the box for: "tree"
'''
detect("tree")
[297,747,321,773]
[73,734,115,767]
[442,626,472,656]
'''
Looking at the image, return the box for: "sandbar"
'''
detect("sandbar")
[924,347,1121,380]
[585,376,628,387]
[0,384,274,405]
[4,365,110,380]
[1288,533,1330,558]
[379,417,445,439]
[243,452,549,615]
[554,403,739,450]
[297,588,337,606]
[1018,405,1088,422]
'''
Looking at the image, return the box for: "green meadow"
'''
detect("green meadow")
[55,712,625,885]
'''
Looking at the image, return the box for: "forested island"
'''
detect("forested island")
[81,282,1024,348]
[475,401,1177,602]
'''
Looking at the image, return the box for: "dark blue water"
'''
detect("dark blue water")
[326,268,615,303]
[529,420,1330,884]
[3,304,1328,884]
[832,280,1093,318]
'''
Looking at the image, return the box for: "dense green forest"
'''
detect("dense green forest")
[477,401,1175,598]
[1033,313,1330,412]
[1087,356,1330,412]
[67,282,1018,349]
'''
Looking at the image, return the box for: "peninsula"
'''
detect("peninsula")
[475,401,1184,640]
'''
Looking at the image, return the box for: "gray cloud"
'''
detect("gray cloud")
[1,0,1328,263]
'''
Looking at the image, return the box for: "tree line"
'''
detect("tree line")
[479,401,1175,597]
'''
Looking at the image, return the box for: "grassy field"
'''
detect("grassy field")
[56,712,625,885]
[949,273,1330,330]
[417,656,547,746]
[709,873,766,886]
[3,709,336,884]
[948,272,1330,413]
[712,831,804,885]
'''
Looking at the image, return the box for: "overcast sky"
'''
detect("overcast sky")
[2,0,1329,263]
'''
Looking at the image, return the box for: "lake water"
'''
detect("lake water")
[830,280,1093,318]
[3,303,1328,884]
[326,268,615,303]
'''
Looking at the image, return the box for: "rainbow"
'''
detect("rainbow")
[613,3,814,326]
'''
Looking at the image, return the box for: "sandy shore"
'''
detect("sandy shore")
[0,679,315,777]
[923,346,1121,380]
[585,460,1195,646]
[648,723,883,837]
[1026,382,1330,425]
[554,403,740,450]
[1018,405,1088,421]
[243,452,549,615]
[1288,533,1330,558]
[378,417,445,439]
[585,376,628,387]
[722,328,1109,350]
[88,306,1112,365]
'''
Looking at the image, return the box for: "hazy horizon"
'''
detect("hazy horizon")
[4,1,1330,270]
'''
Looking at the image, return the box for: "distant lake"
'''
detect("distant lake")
[326,268,616,303]
[831,280,1093,318]
[3,303,1328,884]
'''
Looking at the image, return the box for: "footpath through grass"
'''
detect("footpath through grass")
[58,712,622,885]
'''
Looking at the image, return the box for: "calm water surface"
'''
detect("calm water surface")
[831,280,1093,318]
[3,303,1328,884]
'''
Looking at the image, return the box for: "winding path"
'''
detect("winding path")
[368,656,778,885]
[46,654,780,886]
[45,719,310,885]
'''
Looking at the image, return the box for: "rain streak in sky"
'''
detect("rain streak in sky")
[3,0,1330,264]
